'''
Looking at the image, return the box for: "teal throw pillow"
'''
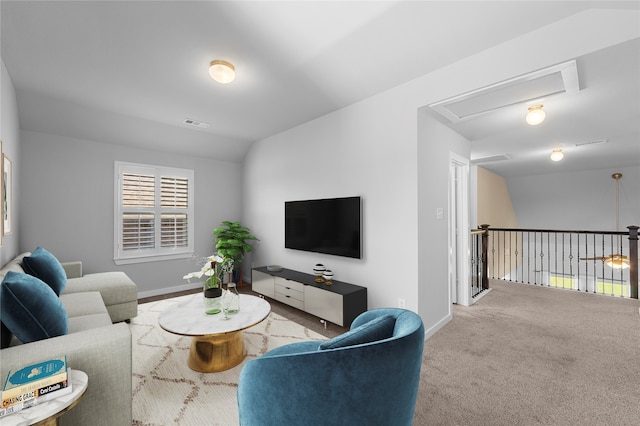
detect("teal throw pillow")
[319,314,396,350]
[1,271,69,343]
[22,247,67,296]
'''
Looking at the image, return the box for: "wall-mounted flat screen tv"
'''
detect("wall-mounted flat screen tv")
[285,196,361,259]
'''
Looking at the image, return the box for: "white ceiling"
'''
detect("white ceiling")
[2,1,639,177]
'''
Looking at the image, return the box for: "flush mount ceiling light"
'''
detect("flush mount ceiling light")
[550,149,564,161]
[526,104,545,125]
[209,60,235,84]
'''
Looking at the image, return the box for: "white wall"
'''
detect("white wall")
[0,58,20,265]
[20,130,244,296]
[508,166,640,230]
[417,110,470,335]
[243,8,639,334]
[243,93,419,312]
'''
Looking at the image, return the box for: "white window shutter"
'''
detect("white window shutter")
[115,162,194,264]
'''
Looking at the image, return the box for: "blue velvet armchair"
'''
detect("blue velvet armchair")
[237,308,425,426]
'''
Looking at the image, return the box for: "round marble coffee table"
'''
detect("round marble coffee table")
[158,293,271,372]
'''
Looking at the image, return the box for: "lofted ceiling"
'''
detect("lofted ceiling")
[1,1,639,177]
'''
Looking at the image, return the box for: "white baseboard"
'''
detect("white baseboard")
[423,312,452,341]
[137,275,254,299]
[137,282,202,299]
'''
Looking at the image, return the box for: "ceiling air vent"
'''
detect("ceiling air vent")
[574,139,608,147]
[429,60,579,123]
[183,118,211,129]
[470,154,511,165]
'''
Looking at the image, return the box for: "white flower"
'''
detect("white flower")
[207,254,225,264]
[183,254,226,282]
[182,271,203,281]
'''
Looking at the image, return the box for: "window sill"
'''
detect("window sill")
[114,252,193,266]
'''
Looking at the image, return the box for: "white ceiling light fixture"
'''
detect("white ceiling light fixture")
[550,149,564,161]
[209,60,235,84]
[526,104,545,125]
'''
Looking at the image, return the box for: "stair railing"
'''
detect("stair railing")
[470,225,638,299]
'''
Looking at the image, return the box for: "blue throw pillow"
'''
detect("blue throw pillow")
[22,247,67,296]
[319,314,396,350]
[1,271,68,343]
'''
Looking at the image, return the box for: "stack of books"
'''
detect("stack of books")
[0,356,72,418]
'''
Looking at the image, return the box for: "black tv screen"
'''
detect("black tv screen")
[285,196,361,259]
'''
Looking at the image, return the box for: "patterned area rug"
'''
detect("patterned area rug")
[130,294,326,425]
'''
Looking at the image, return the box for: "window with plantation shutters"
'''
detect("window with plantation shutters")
[115,162,194,264]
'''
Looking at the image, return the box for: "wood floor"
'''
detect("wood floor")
[138,282,347,338]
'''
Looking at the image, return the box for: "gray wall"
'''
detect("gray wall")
[508,166,640,231]
[0,59,20,265]
[20,130,243,296]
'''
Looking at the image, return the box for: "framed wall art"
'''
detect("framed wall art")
[3,153,12,235]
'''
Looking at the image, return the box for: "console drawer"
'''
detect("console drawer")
[274,288,305,310]
[274,277,304,292]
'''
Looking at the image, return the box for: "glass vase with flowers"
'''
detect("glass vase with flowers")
[183,254,225,315]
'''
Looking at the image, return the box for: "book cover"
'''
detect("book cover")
[2,378,69,409]
[0,372,73,417]
[3,356,66,390]
[1,370,68,402]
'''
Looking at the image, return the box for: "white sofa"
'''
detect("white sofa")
[0,253,138,425]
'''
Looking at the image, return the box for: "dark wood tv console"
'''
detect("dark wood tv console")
[251,266,367,328]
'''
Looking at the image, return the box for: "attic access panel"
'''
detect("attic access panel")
[429,60,579,123]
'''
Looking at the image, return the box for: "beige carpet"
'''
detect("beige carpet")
[415,280,640,426]
[130,295,326,425]
[132,283,640,425]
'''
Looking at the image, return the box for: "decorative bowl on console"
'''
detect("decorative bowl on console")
[266,265,283,272]
[322,269,334,285]
[313,264,326,282]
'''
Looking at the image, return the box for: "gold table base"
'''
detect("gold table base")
[187,331,247,372]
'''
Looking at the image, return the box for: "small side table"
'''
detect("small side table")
[0,369,88,426]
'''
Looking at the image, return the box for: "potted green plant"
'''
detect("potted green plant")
[213,221,259,282]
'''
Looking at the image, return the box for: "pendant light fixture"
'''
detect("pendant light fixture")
[526,104,545,125]
[209,60,235,84]
[606,173,630,269]
[579,173,631,269]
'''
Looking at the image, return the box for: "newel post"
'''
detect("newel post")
[480,224,490,291]
[628,226,638,299]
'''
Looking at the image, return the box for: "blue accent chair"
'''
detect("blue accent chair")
[237,308,425,426]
